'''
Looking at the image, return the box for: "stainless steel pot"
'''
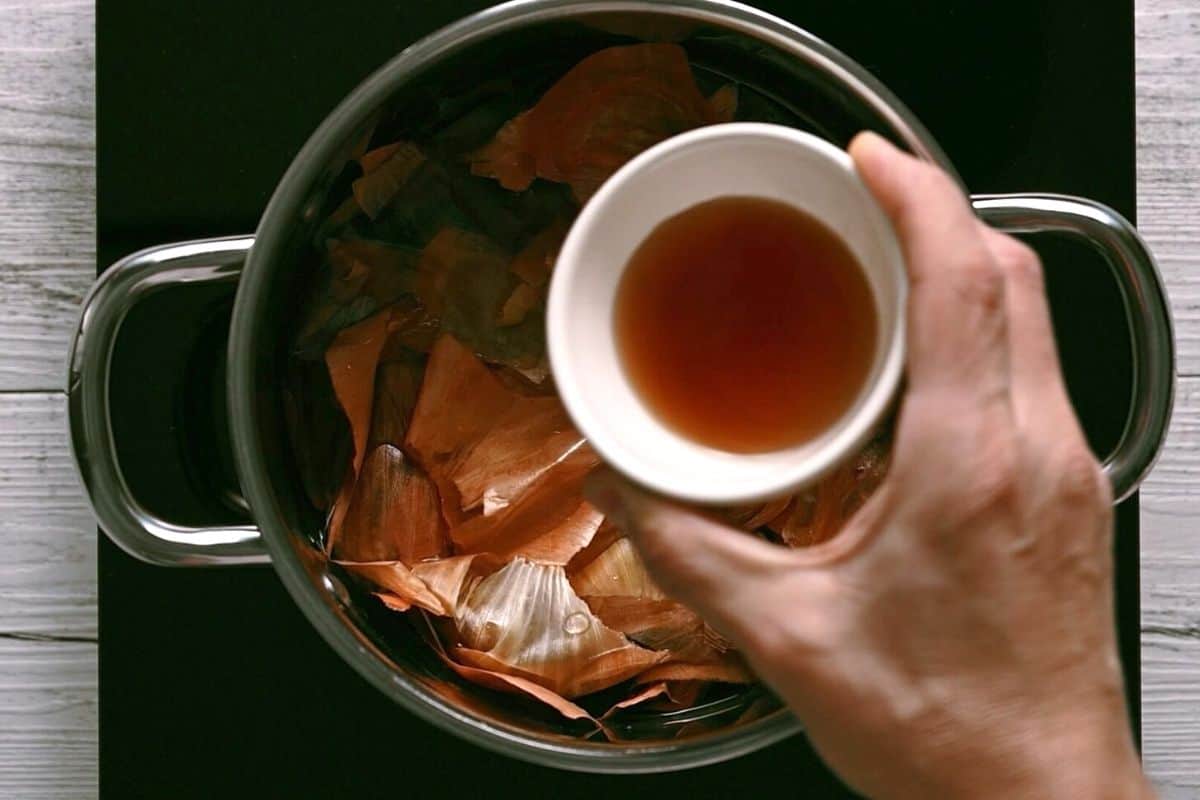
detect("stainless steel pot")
[68,0,1174,773]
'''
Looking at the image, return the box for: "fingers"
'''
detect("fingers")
[977,225,1085,441]
[584,469,821,651]
[849,132,1010,414]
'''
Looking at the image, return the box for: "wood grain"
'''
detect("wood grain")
[0,393,96,799]
[0,394,96,638]
[1136,0,1200,378]
[0,0,95,392]
[1140,382,1200,794]
[1135,0,1200,792]
[0,639,97,798]
[0,2,98,795]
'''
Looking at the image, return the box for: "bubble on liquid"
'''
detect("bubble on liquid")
[563,611,590,636]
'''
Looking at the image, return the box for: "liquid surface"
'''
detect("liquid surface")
[616,195,878,453]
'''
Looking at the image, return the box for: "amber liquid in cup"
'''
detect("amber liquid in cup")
[615,195,878,453]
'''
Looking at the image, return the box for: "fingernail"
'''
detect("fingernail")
[850,130,887,149]
[849,130,900,161]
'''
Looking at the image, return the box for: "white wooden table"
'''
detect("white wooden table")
[0,0,1196,796]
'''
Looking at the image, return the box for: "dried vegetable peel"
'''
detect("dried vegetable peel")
[449,447,603,565]
[634,655,755,686]
[287,41,893,729]
[450,395,590,515]
[570,537,729,665]
[326,443,446,562]
[469,43,739,201]
[404,334,520,524]
[295,239,418,357]
[414,610,599,725]
[568,536,663,599]
[581,596,724,664]
[452,558,665,698]
[324,309,391,476]
[341,554,494,617]
[599,682,670,720]
[353,141,426,218]
[768,437,891,547]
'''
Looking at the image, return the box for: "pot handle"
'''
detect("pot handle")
[68,236,269,566]
[971,194,1175,503]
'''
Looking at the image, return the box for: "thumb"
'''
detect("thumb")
[585,469,823,655]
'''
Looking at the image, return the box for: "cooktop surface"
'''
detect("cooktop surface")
[98,1,1139,796]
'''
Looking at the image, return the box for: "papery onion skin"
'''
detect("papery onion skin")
[413,610,598,724]
[451,395,588,516]
[325,309,391,476]
[404,334,520,524]
[569,537,663,600]
[770,436,891,547]
[449,444,602,565]
[454,558,664,697]
[344,554,497,617]
[327,444,447,564]
[469,43,737,201]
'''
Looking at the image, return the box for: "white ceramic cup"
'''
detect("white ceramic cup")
[547,123,907,505]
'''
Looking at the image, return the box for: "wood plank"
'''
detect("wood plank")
[0,392,96,800]
[1135,0,1200,791]
[1141,507,1200,795]
[0,0,95,392]
[1135,0,1200,377]
[0,3,101,795]
[0,638,97,799]
[0,393,96,639]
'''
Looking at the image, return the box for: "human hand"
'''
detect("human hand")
[585,132,1152,799]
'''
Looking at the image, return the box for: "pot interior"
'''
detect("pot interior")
[236,2,937,766]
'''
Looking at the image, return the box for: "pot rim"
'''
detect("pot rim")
[229,0,953,773]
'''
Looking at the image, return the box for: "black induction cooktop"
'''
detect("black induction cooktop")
[98,1,1140,796]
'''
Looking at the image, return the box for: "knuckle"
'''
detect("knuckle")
[1046,446,1106,507]
[949,262,1006,314]
[995,240,1044,288]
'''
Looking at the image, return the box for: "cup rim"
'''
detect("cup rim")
[548,123,907,505]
